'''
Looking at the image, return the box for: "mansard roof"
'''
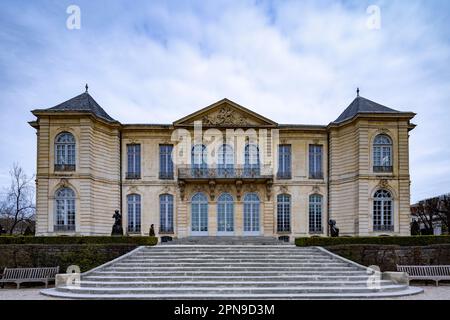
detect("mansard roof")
[32,91,117,123]
[333,96,404,124]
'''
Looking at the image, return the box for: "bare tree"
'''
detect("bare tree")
[0,163,35,235]
[411,193,450,235]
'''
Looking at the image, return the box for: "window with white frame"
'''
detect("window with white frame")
[127,194,141,233]
[277,145,291,179]
[160,194,174,233]
[309,145,323,179]
[373,134,393,172]
[191,144,208,177]
[217,193,234,233]
[243,193,260,234]
[55,132,76,171]
[309,194,323,233]
[159,145,174,179]
[244,144,260,176]
[218,144,234,176]
[54,187,76,231]
[127,144,141,179]
[277,194,291,232]
[373,189,393,231]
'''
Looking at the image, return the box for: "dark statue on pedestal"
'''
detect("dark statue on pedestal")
[149,224,155,237]
[329,219,339,237]
[111,210,123,236]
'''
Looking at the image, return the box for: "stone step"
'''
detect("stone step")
[112,262,350,267]
[78,280,394,288]
[42,287,424,300]
[102,267,361,272]
[120,255,335,263]
[83,275,374,282]
[91,271,369,277]
[55,284,409,295]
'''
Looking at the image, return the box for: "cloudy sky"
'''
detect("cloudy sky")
[0,0,449,202]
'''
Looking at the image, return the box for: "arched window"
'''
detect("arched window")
[55,187,75,231]
[277,194,291,232]
[191,192,208,235]
[373,189,393,231]
[244,144,260,177]
[217,193,234,234]
[373,134,392,172]
[218,144,234,176]
[160,194,173,233]
[191,144,207,177]
[55,132,76,171]
[127,194,141,233]
[243,193,260,235]
[309,194,323,233]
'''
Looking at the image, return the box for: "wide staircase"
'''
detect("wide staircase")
[41,244,423,299]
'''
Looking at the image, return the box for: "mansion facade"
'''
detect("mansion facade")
[29,89,416,240]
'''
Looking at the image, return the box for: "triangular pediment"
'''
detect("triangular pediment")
[173,98,277,127]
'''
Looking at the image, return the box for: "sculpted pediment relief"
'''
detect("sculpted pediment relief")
[174,98,277,128]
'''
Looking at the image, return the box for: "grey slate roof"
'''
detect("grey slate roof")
[334,96,401,123]
[36,92,117,123]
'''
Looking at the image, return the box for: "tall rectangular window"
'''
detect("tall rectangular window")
[277,145,291,179]
[127,144,141,179]
[309,145,323,179]
[159,145,174,179]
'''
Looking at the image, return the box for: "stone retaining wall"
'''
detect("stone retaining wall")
[0,244,138,273]
[326,244,450,271]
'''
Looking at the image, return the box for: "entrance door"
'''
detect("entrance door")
[243,193,260,235]
[191,192,208,235]
[217,193,234,235]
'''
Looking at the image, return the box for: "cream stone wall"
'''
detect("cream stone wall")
[329,117,412,236]
[34,115,120,235]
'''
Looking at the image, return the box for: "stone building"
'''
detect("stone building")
[29,88,416,240]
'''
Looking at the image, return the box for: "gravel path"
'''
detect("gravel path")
[0,284,449,300]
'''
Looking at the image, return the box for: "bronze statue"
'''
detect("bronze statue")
[111,210,123,236]
[329,219,339,237]
[149,224,155,237]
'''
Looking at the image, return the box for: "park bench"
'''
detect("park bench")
[397,265,450,286]
[0,266,59,289]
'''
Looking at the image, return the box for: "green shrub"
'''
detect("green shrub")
[0,236,158,245]
[295,235,450,247]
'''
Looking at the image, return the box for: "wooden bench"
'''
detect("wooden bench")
[0,267,60,289]
[397,265,450,286]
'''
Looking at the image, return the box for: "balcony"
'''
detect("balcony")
[54,164,75,172]
[373,166,393,173]
[178,165,273,182]
[374,224,394,232]
[126,172,141,180]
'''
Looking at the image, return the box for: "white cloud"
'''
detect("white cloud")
[0,0,448,203]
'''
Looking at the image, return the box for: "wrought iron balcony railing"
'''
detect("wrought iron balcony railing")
[54,164,76,172]
[178,165,273,180]
[373,166,393,173]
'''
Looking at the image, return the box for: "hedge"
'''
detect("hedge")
[0,236,158,245]
[295,235,450,247]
